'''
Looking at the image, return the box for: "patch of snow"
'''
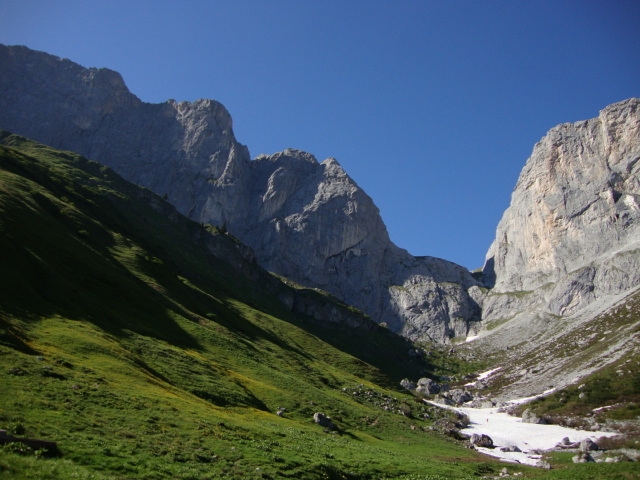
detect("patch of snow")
[465,334,479,343]
[505,388,556,406]
[477,367,502,381]
[592,405,613,413]
[426,400,620,467]
[464,367,502,386]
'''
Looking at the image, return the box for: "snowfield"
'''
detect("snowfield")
[427,400,620,466]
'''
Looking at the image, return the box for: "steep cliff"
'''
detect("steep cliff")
[446,99,640,400]
[0,44,481,342]
[482,98,640,328]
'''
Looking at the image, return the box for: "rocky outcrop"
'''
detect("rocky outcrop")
[0,44,481,342]
[483,98,640,323]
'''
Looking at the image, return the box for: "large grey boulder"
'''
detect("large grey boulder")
[0,44,481,342]
[521,408,548,425]
[313,412,335,430]
[469,433,494,448]
[483,98,640,323]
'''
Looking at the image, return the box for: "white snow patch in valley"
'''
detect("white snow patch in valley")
[592,405,614,413]
[464,367,501,386]
[506,389,557,406]
[427,400,620,466]
[476,367,502,381]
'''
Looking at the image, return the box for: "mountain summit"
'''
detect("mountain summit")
[0,44,482,342]
[1,44,639,349]
[483,98,640,327]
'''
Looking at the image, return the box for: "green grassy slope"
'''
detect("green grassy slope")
[0,133,506,479]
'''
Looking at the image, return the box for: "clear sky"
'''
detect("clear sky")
[2,1,639,269]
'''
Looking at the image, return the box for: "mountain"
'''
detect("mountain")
[462,98,640,400]
[0,44,482,343]
[1,43,640,476]
[483,98,640,313]
[0,131,497,478]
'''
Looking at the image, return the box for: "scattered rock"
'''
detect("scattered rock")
[313,412,335,430]
[521,408,548,424]
[400,378,416,391]
[499,445,522,453]
[535,460,552,469]
[415,378,441,395]
[572,452,595,463]
[469,433,494,448]
[579,438,598,452]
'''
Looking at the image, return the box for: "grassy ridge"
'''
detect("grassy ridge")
[0,133,503,479]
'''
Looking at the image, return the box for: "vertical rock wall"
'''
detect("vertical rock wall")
[483,98,640,320]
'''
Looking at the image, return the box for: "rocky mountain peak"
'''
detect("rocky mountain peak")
[0,43,481,342]
[483,97,640,322]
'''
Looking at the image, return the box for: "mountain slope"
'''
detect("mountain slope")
[0,43,482,342]
[460,98,640,403]
[483,98,640,308]
[0,132,505,479]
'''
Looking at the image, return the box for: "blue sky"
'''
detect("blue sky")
[2,1,639,269]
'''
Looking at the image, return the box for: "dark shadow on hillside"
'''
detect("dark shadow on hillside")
[225,305,316,361]
[0,316,40,355]
[279,300,435,387]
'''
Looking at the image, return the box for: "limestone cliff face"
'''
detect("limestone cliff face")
[0,44,481,342]
[483,98,640,320]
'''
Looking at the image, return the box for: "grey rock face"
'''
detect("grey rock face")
[0,44,481,342]
[483,98,640,322]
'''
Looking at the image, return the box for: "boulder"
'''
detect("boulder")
[556,436,580,449]
[400,378,416,391]
[469,433,494,448]
[415,378,440,395]
[572,452,595,463]
[313,412,335,430]
[536,460,552,469]
[499,445,522,453]
[444,389,473,405]
[579,438,598,452]
[521,408,548,424]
